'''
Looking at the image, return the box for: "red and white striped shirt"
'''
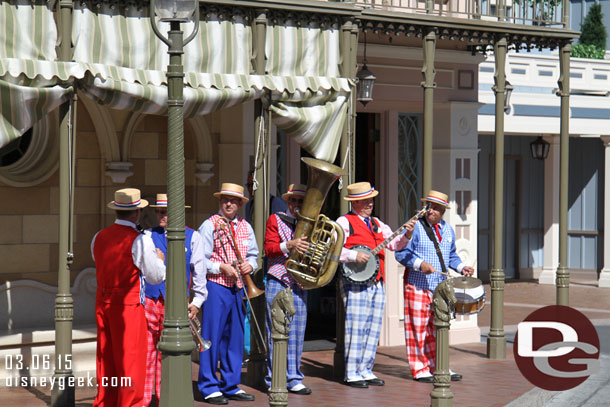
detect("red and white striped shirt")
[199,213,258,288]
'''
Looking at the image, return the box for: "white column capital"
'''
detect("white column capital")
[600,135,610,146]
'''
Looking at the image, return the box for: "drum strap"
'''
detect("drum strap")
[419,219,449,275]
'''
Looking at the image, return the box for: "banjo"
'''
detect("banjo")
[342,206,427,284]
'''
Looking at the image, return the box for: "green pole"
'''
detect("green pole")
[246,9,269,389]
[51,1,75,405]
[497,0,506,21]
[158,20,196,407]
[350,21,358,189]
[334,17,354,380]
[421,27,436,195]
[487,36,507,360]
[556,42,571,306]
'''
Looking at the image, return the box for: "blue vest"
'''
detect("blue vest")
[145,226,194,299]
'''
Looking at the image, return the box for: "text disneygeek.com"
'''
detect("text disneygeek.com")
[4,373,132,390]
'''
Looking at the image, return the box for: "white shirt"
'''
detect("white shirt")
[143,228,208,309]
[91,219,166,285]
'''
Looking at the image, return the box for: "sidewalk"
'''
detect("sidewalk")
[1,277,609,407]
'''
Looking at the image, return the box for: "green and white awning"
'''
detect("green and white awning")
[1,1,351,163]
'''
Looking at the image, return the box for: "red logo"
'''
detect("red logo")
[513,305,600,391]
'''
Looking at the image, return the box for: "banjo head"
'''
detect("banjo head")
[341,245,379,284]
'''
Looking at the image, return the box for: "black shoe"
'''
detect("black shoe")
[203,395,229,405]
[450,372,463,381]
[288,386,312,395]
[365,378,385,386]
[225,392,255,401]
[345,380,368,388]
[414,375,435,383]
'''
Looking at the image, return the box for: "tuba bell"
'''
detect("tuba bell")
[286,158,345,289]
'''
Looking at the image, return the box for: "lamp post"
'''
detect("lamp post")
[150,1,199,406]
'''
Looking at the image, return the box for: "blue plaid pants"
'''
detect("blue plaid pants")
[264,276,308,389]
[340,278,386,382]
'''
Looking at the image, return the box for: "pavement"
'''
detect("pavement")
[1,273,609,407]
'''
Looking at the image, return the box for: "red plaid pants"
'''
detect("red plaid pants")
[403,282,436,378]
[143,297,165,406]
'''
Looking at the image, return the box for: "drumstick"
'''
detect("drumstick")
[430,269,462,278]
[430,269,451,277]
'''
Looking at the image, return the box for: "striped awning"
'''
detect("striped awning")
[79,70,350,162]
[266,18,341,77]
[1,1,351,163]
[0,78,70,145]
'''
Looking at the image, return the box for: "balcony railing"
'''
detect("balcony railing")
[346,0,566,27]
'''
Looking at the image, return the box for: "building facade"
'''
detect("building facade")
[0,0,577,381]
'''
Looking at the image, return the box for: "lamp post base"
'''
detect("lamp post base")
[486,336,507,360]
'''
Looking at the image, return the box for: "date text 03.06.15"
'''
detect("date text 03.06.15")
[4,354,72,371]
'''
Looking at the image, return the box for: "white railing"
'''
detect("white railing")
[480,53,610,94]
[325,0,566,27]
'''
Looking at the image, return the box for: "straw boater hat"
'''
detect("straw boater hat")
[422,190,451,209]
[282,184,307,201]
[149,193,191,209]
[344,182,379,201]
[107,188,148,210]
[213,182,249,203]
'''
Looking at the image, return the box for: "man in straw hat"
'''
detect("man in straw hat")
[91,188,166,407]
[395,190,474,383]
[263,184,312,395]
[336,182,417,388]
[197,183,258,405]
[142,193,207,406]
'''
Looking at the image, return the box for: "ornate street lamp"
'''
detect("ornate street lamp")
[150,1,199,406]
[356,33,376,106]
[530,136,550,160]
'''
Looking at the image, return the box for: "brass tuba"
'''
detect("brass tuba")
[286,158,346,289]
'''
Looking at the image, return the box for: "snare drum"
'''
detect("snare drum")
[451,277,486,315]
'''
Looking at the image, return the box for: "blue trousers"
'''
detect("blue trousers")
[264,276,308,389]
[198,281,246,397]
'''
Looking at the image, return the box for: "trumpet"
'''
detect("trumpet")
[189,317,211,352]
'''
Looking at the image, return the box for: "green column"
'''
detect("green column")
[487,36,507,360]
[158,21,196,407]
[334,18,357,380]
[497,0,506,21]
[562,0,570,27]
[556,42,571,306]
[247,8,269,388]
[421,27,436,195]
[51,1,75,405]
